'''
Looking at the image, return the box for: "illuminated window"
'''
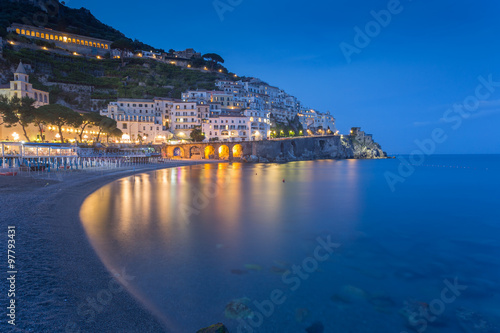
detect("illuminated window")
[21,30,25,35]
[50,35,54,40]
[93,42,96,47]
[85,41,88,46]
[36,32,40,37]
[16,29,20,34]
[31,31,35,36]
[105,44,108,49]
[97,43,101,48]
[77,40,80,44]
[41,33,44,38]
[63,36,67,42]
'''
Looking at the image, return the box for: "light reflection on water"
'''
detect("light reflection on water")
[80,157,500,332]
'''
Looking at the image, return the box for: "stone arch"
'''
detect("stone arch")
[205,146,216,159]
[173,146,184,157]
[190,146,201,158]
[219,145,230,160]
[233,144,243,158]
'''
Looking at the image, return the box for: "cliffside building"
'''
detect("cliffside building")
[8,23,111,57]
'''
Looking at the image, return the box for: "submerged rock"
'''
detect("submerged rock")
[393,266,426,280]
[245,155,258,163]
[295,308,309,322]
[331,285,369,304]
[368,293,396,312]
[244,264,262,271]
[196,323,230,333]
[305,321,324,333]
[270,266,288,274]
[399,300,447,331]
[456,307,499,333]
[230,269,248,275]
[224,298,254,320]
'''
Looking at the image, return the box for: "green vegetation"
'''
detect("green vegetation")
[190,129,205,142]
[1,48,220,109]
[0,95,35,141]
[202,53,224,70]
[0,0,160,51]
[0,95,119,143]
[37,104,82,143]
[270,115,304,138]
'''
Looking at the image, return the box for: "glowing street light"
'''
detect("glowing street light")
[12,132,19,141]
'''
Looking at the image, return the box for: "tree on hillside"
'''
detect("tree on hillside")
[190,57,207,69]
[78,112,104,142]
[190,129,205,142]
[202,53,224,70]
[37,104,82,143]
[168,49,175,55]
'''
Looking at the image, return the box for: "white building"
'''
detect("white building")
[101,99,170,143]
[169,100,201,138]
[202,109,270,142]
[298,109,336,133]
[0,62,52,142]
[181,90,220,102]
[0,62,49,107]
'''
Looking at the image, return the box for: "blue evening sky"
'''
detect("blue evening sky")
[68,0,500,154]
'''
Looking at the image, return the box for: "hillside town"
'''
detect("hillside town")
[0,23,338,145]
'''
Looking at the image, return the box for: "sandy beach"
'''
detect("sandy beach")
[0,161,218,333]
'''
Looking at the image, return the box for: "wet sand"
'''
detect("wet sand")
[0,162,218,332]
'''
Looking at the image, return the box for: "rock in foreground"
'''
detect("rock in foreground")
[197,323,230,333]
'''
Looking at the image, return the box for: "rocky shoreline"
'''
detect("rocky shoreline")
[241,134,387,163]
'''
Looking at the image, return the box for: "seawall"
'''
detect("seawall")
[163,135,387,162]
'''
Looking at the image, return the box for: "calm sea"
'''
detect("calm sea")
[80,155,500,333]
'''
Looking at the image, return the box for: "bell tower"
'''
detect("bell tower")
[10,62,32,99]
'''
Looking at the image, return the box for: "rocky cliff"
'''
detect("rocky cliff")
[240,131,387,163]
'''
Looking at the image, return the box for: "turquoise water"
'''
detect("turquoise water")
[80,156,500,332]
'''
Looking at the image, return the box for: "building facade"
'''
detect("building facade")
[101,99,171,143]
[8,23,111,57]
[202,109,270,142]
[0,62,49,106]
